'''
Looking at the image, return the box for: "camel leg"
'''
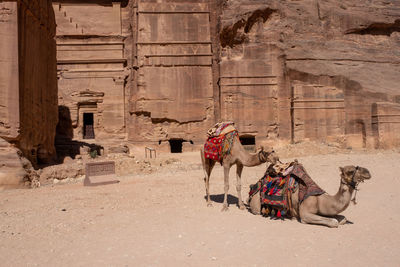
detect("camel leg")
[236,163,245,210]
[249,190,261,215]
[204,159,216,207]
[333,215,351,225]
[300,212,339,228]
[201,149,216,207]
[221,165,230,212]
[299,196,339,228]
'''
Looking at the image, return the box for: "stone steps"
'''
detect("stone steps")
[55,5,83,35]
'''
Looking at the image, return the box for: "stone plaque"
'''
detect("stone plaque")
[84,161,119,186]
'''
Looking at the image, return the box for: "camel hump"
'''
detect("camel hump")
[207,121,236,137]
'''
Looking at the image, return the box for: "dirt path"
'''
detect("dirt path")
[1,151,399,266]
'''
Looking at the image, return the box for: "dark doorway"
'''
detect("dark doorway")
[239,136,256,151]
[83,113,95,139]
[169,139,183,153]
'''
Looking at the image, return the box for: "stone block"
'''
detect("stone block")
[84,161,119,186]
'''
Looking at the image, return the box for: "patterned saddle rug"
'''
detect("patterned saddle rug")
[249,161,325,219]
[290,162,325,203]
[204,122,238,162]
[249,173,297,218]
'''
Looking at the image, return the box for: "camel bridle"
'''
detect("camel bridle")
[258,150,274,163]
[342,166,359,189]
[258,150,266,162]
[341,166,360,204]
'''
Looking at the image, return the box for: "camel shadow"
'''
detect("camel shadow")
[206,194,239,205]
[334,215,354,225]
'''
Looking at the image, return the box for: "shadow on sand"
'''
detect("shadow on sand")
[205,194,239,205]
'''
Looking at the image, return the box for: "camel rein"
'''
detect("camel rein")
[341,166,360,205]
[258,150,275,163]
[258,150,265,162]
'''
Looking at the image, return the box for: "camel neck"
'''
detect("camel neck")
[236,144,263,167]
[332,181,354,214]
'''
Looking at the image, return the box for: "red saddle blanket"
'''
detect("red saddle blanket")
[204,131,238,162]
[204,135,224,161]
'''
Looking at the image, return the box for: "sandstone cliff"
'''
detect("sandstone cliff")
[221,0,399,97]
[0,0,58,187]
[1,0,399,187]
[52,0,400,153]
[219,0,400,148]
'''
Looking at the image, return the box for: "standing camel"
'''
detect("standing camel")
[201,137,278,211]
[249,165,371,227]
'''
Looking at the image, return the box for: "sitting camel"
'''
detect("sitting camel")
[249,165,371,227]
[201,137,278,211]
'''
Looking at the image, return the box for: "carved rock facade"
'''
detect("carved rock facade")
[53,0,400,153]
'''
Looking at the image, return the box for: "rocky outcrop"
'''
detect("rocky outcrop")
[0,1,19,141]
[53,0,400,154]
[4,0,399,188]
[219,0,400,149]
[0,138,39,189]
[0,0,58,187]
[53,1,128,144]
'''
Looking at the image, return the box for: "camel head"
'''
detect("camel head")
[339,165,371,187]
[258,146,279,165]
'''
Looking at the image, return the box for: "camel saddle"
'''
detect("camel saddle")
[206,122,236,137]
[249,161,325,218]
[249,171,298,218]
[289,162,325,203]
[204,122,238,162]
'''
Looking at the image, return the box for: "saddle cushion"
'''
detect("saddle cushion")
[290,163,325,203]
[204,135,224,161]
[207,122,236,137]
[204,122,238,162]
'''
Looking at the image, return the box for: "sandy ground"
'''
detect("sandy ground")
[1,150,400,266]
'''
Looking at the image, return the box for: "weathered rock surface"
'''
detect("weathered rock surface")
[0,0,58,186]
[219,0,400,149]
[0,138,40,189]
[52,0,400,154]
[38,152,192,185]
[53,1,128,143]
[6,0,399,186]
[0,0,58,161]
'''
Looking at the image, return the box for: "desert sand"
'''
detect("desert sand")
[1,150,400,266]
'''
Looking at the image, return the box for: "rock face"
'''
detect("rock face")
[219,0,400,149]
[53,1,128,144]
[0,0,58,186]
[130,2,216,146]
[1,0,398,186]
[0,138,39,189]
[53,0,400,153]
